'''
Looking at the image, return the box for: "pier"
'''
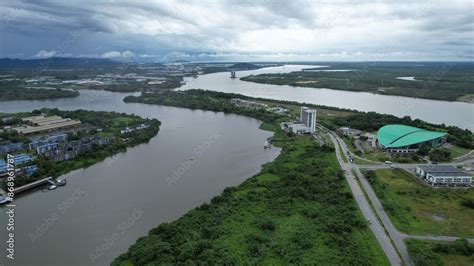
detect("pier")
[13,176,53,194]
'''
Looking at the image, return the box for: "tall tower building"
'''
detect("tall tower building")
[300,106,317,133]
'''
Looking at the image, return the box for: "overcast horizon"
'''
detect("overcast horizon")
[1,0,473,62]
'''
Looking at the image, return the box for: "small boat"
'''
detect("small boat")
[56,179,67,187]
[0,196,11,205]
[48,185,57,190]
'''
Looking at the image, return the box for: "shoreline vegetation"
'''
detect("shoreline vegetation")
[0,109,160,188]
[114,89,389,265]
[0,81,79,101]
[240,62,474,102]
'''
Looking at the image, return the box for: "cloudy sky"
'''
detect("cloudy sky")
[0,0,472,61]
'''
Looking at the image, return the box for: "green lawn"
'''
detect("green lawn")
[367,168,474,237]
[406,239,474,266]
[450,145,472,159]
[111,116,136,127]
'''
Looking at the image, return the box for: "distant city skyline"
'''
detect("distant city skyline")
[1,0,472,61]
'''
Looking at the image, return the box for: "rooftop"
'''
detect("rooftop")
[418,165,470,177]
[377,124,447,148]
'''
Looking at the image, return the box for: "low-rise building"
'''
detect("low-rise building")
[338,127,362,136]
[281,122,312,134]
[120,123,149,134]
[0,142,24,154]
[230,98,268,109]
[36,135,111,162]
[23,165,39,176]
[14,115,81,135]
[416,165,472,187]
[266,107,288,114]
[281,106,317,134]
[29,133,68,150]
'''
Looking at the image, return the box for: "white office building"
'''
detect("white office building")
[416,165,472,187]
[281,106,317,134]
[300,107,317,133]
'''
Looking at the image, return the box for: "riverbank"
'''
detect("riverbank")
[114,90,389,265]
[0,83,79,101]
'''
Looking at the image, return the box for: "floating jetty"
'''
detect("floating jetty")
[13,176,54,194]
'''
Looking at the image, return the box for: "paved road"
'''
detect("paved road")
[407,234,474,243]
[328,133,403,266]
[331,132,413,265]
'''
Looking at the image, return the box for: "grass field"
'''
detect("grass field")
[405,239,474,266]
[367,168,474,237]
[450,145,472,159]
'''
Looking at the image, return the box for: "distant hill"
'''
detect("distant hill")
[0,57,120,69]
[229,62,260,70]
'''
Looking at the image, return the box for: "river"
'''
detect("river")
[179,65,474,131]
[0,90,281,265]
[0,64,472,265]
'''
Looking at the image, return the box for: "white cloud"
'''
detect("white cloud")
[102,50,135,58]
[34,50,57,58]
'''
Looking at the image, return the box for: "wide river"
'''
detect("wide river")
[0,64,472,265]
[0,90,280,265]
[180,65,474,131]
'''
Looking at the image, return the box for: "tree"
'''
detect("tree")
[417,144,431,156]
[429,148,451,162]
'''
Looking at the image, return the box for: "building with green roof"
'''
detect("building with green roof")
[377,124,447,152]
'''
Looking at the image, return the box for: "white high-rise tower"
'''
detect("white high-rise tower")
[300,106,317,133]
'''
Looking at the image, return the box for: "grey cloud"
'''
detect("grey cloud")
[0,0,472,60]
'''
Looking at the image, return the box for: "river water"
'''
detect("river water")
[0,64,472,265]
[179,65,474,130]
[0,90,280,265]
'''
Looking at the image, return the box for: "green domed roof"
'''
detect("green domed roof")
[377,124,447,148]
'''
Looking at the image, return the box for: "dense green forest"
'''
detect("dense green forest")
[0,81,79,101]
[2,109,160,187]
[241,62,474,101]
[124,90,286,124]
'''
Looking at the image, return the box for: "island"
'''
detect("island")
[240,62,474,102]
[0,109,160,191]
